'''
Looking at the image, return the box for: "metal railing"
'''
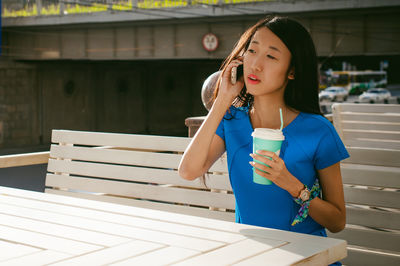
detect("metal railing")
[1,0,276,17]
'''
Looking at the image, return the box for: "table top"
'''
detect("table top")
[0,186,346,265]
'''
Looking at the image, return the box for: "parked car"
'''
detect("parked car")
[319,86,348,102]
[358,88,391,103]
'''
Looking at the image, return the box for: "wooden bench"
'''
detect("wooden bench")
[45,129,235,222]
[330,103,400,265]
[4,115,399,265]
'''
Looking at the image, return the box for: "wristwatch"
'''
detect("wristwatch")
[295,185,311,205]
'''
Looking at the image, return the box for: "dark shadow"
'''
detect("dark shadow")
[0,164,47,192]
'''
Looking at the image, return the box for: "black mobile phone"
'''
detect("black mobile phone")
[231,64,244,84]
[237,64,243,80]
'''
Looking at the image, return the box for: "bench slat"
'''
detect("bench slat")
[47,159,232,191]
[342,121,400,131]
[341,163,400,188]
[50,145,181,169]
[343,130,400,141]
[340,113,400,123]
[344,139,400,150]
[346,206,400,230]
[45,189,236,222]
[46,174,236,210]
[52,130,191,152]
[344,147,400,167]
[333,103,400,113]
[50,145,228,173]
[328,227,400,253]
[344,186,399,209]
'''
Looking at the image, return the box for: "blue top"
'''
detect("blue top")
[216,106,349,237]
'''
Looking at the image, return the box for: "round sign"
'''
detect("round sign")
[202,33,219,52]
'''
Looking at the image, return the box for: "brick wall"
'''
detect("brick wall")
[0,60,39,148]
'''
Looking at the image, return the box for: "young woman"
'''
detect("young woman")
[179,16,348,263]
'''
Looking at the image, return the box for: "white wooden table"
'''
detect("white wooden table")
[0,186,346,265]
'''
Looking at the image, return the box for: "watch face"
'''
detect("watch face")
[300,190,310,201]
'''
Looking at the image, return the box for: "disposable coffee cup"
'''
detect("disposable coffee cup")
[251,128,285,185]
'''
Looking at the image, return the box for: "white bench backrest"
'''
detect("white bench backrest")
[331,104,400,265]
[46,130,234,221]
[332,103,400,149]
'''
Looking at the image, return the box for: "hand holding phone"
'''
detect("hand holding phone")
[230,64,243,85]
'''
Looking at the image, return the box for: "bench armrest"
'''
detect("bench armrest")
[0,151,50,168]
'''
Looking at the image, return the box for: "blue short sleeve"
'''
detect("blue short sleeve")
[215,105,239,141]
[314,122,349,170]
[215,117,225,141]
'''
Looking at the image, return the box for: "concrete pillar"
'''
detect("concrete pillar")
[107,0,112,11]
[132,0,138,10]
[363,15,367,54]
[331,17,336,54]
[60,0,65,15]
[36,0,42,15]
[0,121,3,146]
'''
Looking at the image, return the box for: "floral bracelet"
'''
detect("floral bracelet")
[291,178,321,226]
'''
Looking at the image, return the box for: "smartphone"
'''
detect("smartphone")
[231,64,244,85]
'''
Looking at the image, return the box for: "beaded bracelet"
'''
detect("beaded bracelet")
[291,178,321,226]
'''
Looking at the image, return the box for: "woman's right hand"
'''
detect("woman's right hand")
[179,59,243,180]
[216,58,245,107]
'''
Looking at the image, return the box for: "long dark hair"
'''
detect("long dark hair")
[214,16,322,115]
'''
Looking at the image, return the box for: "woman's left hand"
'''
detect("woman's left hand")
[250,150,302,197]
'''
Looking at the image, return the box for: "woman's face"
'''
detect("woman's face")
[243,27,293,97]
